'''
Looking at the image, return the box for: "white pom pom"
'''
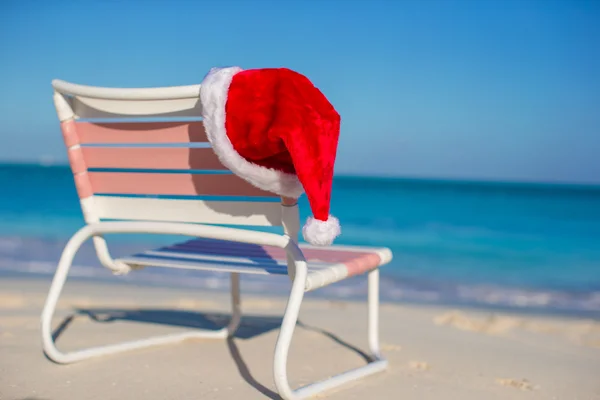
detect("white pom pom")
[302,215,341,246]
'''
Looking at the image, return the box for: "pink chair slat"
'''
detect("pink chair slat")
[61,120,208,145]
[170,239,375,261]
[80,147,226,170]
[165,239,382,274]
[343,253,383,277]
[86,172,277,197]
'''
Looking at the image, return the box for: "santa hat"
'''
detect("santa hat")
[199,66,341,246]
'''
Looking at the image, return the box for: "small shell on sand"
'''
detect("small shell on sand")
[381,343,402,351]
[409,361,430,371]
[495,378,534,390]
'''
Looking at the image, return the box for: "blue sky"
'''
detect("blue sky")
[1,0,599,184]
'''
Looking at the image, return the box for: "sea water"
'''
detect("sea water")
[1,164,599,315]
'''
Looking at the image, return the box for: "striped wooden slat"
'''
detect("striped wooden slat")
[71,96,202,119]
[61,120,207,147]
[67,147,226,171]
[84,172,278,197]
[91,196,282,226]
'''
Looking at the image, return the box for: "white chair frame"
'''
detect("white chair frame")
[41,79,389,400]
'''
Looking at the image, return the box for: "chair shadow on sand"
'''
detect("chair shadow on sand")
[51,307,372,400]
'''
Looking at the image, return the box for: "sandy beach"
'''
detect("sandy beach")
[1,276,599,400]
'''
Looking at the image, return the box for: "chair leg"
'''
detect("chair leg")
[227,272,242,334]
[273,267,388,400]
[368,267,382,359]
[40,232,242,364]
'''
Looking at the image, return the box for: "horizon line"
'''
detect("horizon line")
[1,160,599,191]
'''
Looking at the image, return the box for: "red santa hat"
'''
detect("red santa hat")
[199,66,341,246]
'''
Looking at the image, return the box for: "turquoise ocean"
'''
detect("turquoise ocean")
[1,163,599,316]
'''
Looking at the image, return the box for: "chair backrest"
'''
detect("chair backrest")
[52,79,298,233]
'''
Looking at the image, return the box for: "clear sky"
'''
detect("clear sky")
[1,0,599,184]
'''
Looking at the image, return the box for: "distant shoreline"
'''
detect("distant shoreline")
[2,161,599,191]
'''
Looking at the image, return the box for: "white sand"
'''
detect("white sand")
[1,276,599,400]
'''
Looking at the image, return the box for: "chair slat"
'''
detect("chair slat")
[62,120,207,147]
[72,96,202,119]
[91,196,282,226]
[70,147,226,171]
[168,238,382,263]
[85,172,277,197]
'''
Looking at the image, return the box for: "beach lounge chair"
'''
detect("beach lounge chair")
[42,78,393,399]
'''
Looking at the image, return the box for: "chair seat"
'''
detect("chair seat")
[118,238,392,291]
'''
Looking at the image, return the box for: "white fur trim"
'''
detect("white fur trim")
[302,215,341,246]
[199,67,304,198]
